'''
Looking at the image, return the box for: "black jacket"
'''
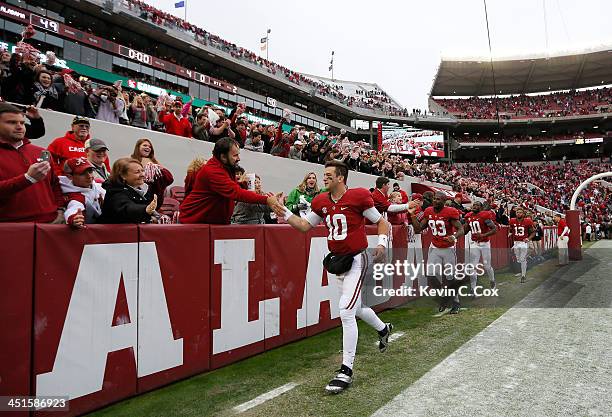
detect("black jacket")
[98,181,153,224]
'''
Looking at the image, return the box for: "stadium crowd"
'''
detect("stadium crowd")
[435,87,612,119]
[0,24,609,234]
[120,0,405,115]
[456,132,604,143]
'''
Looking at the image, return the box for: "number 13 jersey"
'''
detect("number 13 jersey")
[422,206,461,249]
[310,188,380,255]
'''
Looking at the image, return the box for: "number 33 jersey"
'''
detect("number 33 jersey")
[422,206,461,248]
[310,188,379,255]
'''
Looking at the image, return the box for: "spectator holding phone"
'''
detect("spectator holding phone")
[0,102,64,223]
[99,157,157,224]
[90,86,124,124]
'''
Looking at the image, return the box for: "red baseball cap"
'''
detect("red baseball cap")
[411,193,423,201]
[63,157,94,175]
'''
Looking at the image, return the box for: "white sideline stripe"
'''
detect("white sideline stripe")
[374,331,405,346]
[233,382,300,413]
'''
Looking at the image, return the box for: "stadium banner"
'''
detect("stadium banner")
[136,225,211,394]
[263,226,308,350]
[0,224,34,411]
[382,126,445,158]
[209,226,268,369]
[33,225,139,417]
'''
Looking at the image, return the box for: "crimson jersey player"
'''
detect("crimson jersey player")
[310,187,373,254]
[409,192,465,314]
[464,201,498,292]
[509,207,535,283]
[277,161,392,394]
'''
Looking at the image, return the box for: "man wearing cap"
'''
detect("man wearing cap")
[0,103,65,223]
[85,138,111,182]
[59,157,106,228]
[392,182,409,203]
[47,116,92,176]
[288,140,303,160]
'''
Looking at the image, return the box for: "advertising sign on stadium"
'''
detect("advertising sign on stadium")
[382,127,445,158]
[127,79,167,97]
[575,137,604,145]
[266,97,277,108]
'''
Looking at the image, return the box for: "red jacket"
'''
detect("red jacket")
[0,139,64,222]
[371,188,391,213]
[159,110,192,138]
[47,131,89,176]
[179,157,268,224]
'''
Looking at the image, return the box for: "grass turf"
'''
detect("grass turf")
[88,259,559,417]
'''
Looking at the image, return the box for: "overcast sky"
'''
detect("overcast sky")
[147,0,612,110]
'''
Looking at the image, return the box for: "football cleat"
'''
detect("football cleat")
[520,275,526,284]
[378,323,394,353]
[438,297,448,312]
[490,280,496,289]
[325,369,353,394]
[449,303,460,314]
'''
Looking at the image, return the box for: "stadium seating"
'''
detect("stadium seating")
[168,186,186,204]
[158,197,180,217]
[434,87,612,119]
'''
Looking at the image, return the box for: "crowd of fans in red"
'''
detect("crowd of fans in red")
[456,132,604,143]
[122,0,405,115]
[435,87,612,119]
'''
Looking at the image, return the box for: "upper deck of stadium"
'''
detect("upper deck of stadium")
[430,46,612,97]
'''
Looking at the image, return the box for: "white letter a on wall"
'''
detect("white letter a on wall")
[37,243,139,399]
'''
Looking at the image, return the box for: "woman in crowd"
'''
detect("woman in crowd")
[130,94,148,128]
[184,156,207,198]
[32,69,63,111]
[99,157,157,224]
[130,138,174,208]
[230,174,271,224]
[285,172,322,216]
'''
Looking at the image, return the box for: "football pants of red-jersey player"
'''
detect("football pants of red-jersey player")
[422,205,463,312]
[465,210,497,291]
[510,216,534,282]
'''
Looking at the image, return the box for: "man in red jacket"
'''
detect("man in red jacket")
[47,116,92,176]
[158,100,192,138]
[0,103,65,223]
[180,137,283,224]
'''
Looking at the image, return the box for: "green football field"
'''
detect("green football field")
[88,259,560,417]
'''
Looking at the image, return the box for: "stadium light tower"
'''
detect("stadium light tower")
[329,51,335,81]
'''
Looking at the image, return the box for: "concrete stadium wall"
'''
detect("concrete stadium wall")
[31,108,449,194]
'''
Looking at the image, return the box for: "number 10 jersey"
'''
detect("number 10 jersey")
[310,188,378,255]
